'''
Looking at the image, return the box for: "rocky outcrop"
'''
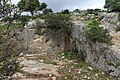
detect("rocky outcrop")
[101,13,119,32]
[21,19,64,54]
[20,13,120,79]
[71,13,120,79]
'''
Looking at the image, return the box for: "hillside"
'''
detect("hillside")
[10,12,120,80]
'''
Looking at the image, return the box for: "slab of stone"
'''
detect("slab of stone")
[21,60,59,76]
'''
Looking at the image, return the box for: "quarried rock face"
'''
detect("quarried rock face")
[71,13,120,78]
[21,19,65,54]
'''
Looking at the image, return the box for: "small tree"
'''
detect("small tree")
[61,9,70,14]
[45,13,72,51]
[39,2,47,10]
[73,9,81,13]
[43,8,53,14]
[104,0,120,12]
[17,0,47,16]
[0,0,25,79]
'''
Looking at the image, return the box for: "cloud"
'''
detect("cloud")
[11,0,105,12]
[42,0,105,12]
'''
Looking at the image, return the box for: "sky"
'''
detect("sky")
[11,0,105,12]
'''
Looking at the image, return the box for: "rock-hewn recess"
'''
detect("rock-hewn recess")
[71,13,120,78]
[21,19,65,54]
[21,13,120,79]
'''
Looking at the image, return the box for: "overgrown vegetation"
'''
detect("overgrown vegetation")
[86,9,100,15]
[86,20,112,44]
[17,0,47,16]
[35,13,72,36]
[45,13,71,31]
[59,37,87,61]
[35,19,43,35]
[57,58,117,80]
[0,0,25,79]
[60,50,80,60]
[45,13,72,51]
[104,0,120,12]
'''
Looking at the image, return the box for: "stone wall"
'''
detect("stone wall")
[71,13,120,79]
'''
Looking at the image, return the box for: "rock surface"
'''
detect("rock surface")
[21,19,64,54]
[16,13,119,80]
[71,13,120,78]
[21,60,59,76]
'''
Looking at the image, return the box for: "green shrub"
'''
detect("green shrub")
[0,32,23,79]
[0,1,25,79]
[60,49,87,61]
[35,13,72,38]
[45,13,71,32]
[61,50,80,60]
[18,16,30,27]
[86,20,112,44]
[104,0,120,12]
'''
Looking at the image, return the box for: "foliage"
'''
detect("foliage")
[73,9,81,13]
[44,13,72,52]
[39,2,47,11]
[34,19,44,35]
[17,0,47,15]
[0,40,22,79]
[61,9,70,14]
[94,8,102,12]
[0,0,11,17]
[0,26,24,79]
[0,0,25,79]
[44,13,72,51]
[86,20,112,44]
[18,15,30,28]
[43,8,53,14]
[61,50,80,60]
[60,37,86,61]
[60,49,86,61]
[45,13,71,32]
[86,9,98,15]
[104,0,120,12]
